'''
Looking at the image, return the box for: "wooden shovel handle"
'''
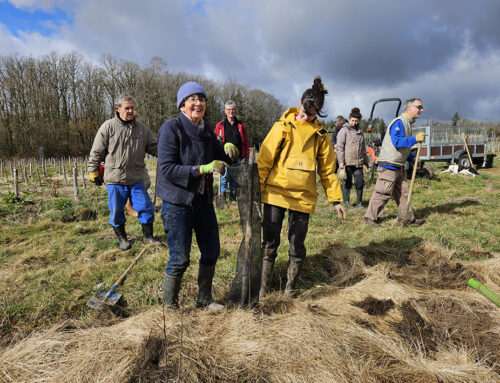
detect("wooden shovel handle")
[462,133,475,168]
[114,248,147,287]
[407,141,422,206]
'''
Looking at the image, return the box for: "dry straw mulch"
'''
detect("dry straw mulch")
[1,243,499,383]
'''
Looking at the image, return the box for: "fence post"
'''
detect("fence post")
[42,158,47,177]
[36,169,42,191]
[81,164,86,189]
[13,168,19,199]
[73,166,79,199]
[24,166,29,185]
[63,165,68,184]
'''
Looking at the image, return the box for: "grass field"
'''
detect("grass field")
[0,160,499,382]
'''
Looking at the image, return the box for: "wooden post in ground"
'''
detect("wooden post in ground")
[13,168,19,199]
[59,159,62,175]
[29,161,33,178]
[81,164,86,189]
[9,163,13,180]
[36,169,42,191]
[0,159,3,178]
[63,165,68,184]
[42,158,47,177]
[73,166,79,199]
[23,166,29,185]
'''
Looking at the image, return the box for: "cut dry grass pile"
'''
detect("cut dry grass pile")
[1,243,498,383]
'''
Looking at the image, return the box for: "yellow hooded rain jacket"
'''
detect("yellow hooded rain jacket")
[257,108,343,214]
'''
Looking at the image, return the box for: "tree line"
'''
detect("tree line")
[0,52,285,158]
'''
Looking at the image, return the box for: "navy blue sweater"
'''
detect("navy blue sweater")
[157,113,230,206]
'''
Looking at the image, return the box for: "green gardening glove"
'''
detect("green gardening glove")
[200,160,228,174]
[224,142,240,161]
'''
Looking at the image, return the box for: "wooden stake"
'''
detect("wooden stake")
[73,166,79,199]
[81,164,86,189]
[23,166,29,184]
[13,168,19,199]
[36,169,42,191]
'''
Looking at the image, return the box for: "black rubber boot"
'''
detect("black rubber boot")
[229,190,237,202]
[284,257,304,296]
[163,274,182,309]
[259,248,276,299]
[112,225,131,251]
[356,189,363,208]
[196,264,224,311]
[142,223,161,245]
[342,188,351,207]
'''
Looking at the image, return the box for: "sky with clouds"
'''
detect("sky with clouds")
[1,0,500,123]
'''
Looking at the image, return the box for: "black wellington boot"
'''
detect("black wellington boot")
[284,257,304,296]
[259,247,276,299]
[112,225,131,251]
[142,223,161,245]
[356,189,363,208]
[342,188,351,207]
[196,264,224,311]
[163,274,182,309]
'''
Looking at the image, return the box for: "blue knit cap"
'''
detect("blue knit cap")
[176,81,207,109]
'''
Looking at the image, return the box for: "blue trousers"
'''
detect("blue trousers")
[106,183,154,227]
[220,158,241,192]
[161,194,220,277]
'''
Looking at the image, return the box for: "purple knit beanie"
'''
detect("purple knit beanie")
[176,81,207,109]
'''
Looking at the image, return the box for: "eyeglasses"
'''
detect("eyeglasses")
[412,104,424,110]
[186,96,206,104]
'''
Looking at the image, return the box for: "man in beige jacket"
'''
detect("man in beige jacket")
[88,94,158,250]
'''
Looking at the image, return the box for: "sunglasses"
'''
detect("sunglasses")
[412,104,424,110]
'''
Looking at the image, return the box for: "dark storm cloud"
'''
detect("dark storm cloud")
[1,0,500,121]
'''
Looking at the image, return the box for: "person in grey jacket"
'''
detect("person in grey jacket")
[88,94,159,250]
[336,108,370,207]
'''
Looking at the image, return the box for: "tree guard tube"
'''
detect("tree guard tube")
[468,278,500,307]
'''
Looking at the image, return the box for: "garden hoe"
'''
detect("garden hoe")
[86,248,147,310]
[397,141,421,226]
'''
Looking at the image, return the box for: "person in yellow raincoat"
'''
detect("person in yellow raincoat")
[257,77,346,298]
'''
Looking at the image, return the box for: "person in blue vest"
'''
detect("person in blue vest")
[364,98,426,227]
[156,81,239,310]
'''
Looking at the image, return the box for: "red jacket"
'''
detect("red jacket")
[214,119,250,159]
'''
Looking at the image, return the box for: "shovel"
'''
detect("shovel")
[461,133,478,173]
[86,248,147,310]
[397,141,421,226]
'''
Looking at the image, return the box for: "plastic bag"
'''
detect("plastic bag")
[337,168,346,182]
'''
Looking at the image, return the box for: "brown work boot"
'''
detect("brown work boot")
[364,217,380,227]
